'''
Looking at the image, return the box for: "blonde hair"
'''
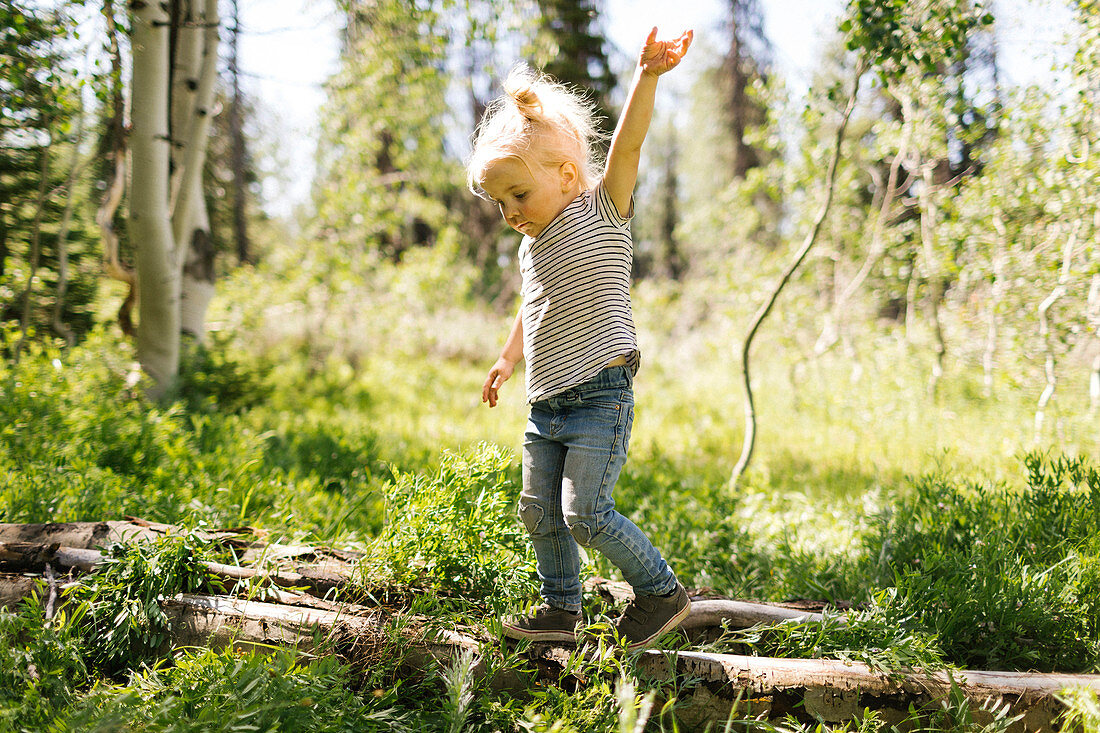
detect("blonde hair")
[466,65,606,199]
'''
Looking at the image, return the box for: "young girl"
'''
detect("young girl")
[467,27,693,650]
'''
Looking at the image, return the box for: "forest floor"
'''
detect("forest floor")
[2,293,1100,730]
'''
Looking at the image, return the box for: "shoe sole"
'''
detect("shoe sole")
[625,600,692,651]
[501,622,578,643]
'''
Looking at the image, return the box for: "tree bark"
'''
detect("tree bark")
[174,0,220,340]
[131,0,181,395]
[1034,226,1079,443]
[730,60,865,489]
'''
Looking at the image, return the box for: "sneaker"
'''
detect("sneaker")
[502,603,582,643]
[614,582,691,651]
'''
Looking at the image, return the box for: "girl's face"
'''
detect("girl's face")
[480,156,579,238]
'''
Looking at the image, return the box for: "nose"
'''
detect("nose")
[500,201,519,224]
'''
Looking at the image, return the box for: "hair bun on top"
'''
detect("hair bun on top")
[503,65,543,118]
[466,63,606,198]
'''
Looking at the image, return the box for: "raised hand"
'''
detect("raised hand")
[639,27,693,77]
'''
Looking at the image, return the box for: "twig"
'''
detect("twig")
[44,564,58,620]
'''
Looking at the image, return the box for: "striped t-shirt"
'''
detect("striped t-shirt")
[519,180,640,403]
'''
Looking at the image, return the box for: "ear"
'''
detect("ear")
[558,161,579,192]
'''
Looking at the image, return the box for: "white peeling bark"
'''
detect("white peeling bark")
[175,0,220,340]
[131,0,180,395]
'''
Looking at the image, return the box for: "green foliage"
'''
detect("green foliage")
[0,595,90,732]
[67,533,210,675]
[721,601,946,673]
[864,454,1100,671]
[527,0,616,132]
[840,0,993,79]
[360,444,536,609]
[313,0,458,264]
[67,648,416,733]
[1059,688,1100,733]
[172,332,273,414]
[0,0,102,345]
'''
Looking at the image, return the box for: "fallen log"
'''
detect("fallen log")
[587,576,833,627]
[0,572,41,609]
[0,519,359,597]
[165,593,1100,731]
[2,573,1094,730]
[680,599,827,630]
[0,519,362,567]
[0,542,831,634]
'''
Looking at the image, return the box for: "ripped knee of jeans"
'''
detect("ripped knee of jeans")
[518,500,544,535]
[567,518,597,547]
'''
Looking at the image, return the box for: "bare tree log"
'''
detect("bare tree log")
[679,599,827,631]
[158,593,1100,729]
[631,648,1100,730]
[81,588,1100,729]
[0,573,41,609]
[0,518,355,567]
[731,59,865,489]
[0,539,829,633]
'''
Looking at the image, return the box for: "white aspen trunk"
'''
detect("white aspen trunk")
[1087,274,1100,419]
[169,0,202,211]
[918,163,945,397]
[1034,227,1078,444]
[984,215,1008,399]
[131,0,180,396]
[175,0,220,340]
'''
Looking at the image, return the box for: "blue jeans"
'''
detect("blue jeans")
[520,365,678,613]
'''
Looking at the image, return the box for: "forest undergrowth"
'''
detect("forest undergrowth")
[2,290,1100,731]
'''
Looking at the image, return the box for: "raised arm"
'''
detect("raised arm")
[604,27,693,217]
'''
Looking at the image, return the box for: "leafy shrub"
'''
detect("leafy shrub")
[0,594,90,731]
[359,443,536,609]
[67,533,211,675]
[865,453,1100,671]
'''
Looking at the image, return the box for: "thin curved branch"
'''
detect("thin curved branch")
[731,57,866,490]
